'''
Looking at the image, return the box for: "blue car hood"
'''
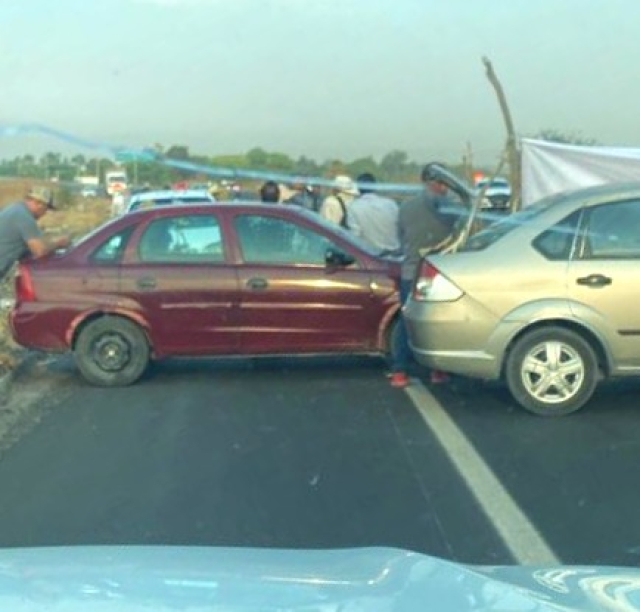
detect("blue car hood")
[1,546,639,611]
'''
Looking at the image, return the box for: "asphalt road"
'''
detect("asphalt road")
[0,355,639,568]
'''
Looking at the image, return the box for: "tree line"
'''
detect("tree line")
[0,147,470,187]
[0,130,595,187]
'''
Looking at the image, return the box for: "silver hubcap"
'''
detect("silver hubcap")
[521,341,584,405]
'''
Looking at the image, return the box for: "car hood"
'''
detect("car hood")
[1,546,640,611]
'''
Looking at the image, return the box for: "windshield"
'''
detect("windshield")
[478,179,509,189]
[460,193,565,251]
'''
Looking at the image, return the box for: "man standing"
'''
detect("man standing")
[347,173,400,252]
[284,178,316,211]
[389,163,458,388]
[0,187,71,282]
[320,175,359,227]
[259,181,281,203]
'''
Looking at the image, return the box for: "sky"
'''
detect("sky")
[2,0,640,165]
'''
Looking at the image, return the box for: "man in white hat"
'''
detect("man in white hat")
[0,186,71,281]
[320,175,359,227]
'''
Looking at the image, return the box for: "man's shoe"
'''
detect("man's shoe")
[390,372,410,388]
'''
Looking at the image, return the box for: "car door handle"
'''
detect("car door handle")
[136,276,157,290]
[247,277,269,290]
[576,274,612,288]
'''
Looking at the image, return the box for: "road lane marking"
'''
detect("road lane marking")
[405,381,560,565]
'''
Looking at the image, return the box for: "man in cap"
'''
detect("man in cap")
[320,175,359,227]
[0,186,71,282]
[388,163,458,388]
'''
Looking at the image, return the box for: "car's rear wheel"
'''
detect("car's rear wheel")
[505,326,599,416]
[74,316,150,387]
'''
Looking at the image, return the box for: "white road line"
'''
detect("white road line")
[405,380,559,565]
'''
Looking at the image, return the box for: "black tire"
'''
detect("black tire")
[505,326,599,416]
[74,316,150,387]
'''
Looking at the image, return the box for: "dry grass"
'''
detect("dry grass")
[0,180,112,372]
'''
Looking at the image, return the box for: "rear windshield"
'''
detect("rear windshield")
[459,195,563,252]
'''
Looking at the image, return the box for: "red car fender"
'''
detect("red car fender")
[65,308,155,353]
[377,303,402,352]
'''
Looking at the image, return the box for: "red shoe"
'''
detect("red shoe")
[430,370,449,384]
[390,372,410,388]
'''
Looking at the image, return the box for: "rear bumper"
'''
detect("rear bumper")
[408,346,500,379]
[404,297,502,380]
[10,307,70,352]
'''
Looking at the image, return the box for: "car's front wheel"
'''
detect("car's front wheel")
[74,316,150,387]
[505,326,599,416]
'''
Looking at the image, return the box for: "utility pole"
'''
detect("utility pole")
[462,141,474,183]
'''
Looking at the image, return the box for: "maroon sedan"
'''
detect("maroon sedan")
[10,204,401,386]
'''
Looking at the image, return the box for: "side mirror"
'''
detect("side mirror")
[325,247,355,268]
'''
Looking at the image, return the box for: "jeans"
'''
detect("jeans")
[390,279,414,374]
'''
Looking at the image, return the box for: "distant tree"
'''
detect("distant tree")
[379,150,408,180]
[535,129,599,146]
[165,145,190,160]
[246,147,269,168]
[345,156,378,179]
[71,154,86,167]
[294,155,321,176]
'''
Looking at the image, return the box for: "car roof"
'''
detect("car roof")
[129,189,213,202]
[125,201,300,217]
[537,181,640,211]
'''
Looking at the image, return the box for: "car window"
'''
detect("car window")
[234,215,346,266]
[582,199,640,259]
[532,210,582,261]
[90,227,135,264]
[137,215,224,263]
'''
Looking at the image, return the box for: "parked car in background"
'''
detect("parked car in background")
[475,176,512,210]
[9,205,402,387]
[404,182,640,416]
[124,189,216,214]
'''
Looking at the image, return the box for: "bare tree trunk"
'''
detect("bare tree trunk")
[482,57,521,212]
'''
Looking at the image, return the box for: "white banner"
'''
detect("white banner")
[521,138,640,206]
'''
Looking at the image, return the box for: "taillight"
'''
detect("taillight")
[412,260,463,302]
[15,264,36,303]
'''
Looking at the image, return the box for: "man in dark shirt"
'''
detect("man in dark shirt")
[0,187,70,281]
[389,164,458,388]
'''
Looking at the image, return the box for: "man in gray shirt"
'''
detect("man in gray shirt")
[389,164,458,388]
[0,186,71,281]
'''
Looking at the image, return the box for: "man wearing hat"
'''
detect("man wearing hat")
[0,186,71,282]
[320,175,359,227]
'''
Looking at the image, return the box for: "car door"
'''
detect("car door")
[567,198,640,368]
[119,212,240,356]
[232,213,376,354]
